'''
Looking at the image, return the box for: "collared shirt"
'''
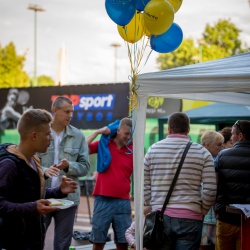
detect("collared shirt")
[89,139,133,199]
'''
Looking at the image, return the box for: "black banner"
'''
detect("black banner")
[0,83,130,130]
[146,97,182,118]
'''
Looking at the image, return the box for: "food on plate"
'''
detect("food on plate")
[47,198,64,207]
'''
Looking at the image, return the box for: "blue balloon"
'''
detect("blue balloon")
[136,0,150,11]
[150,23,183,53]
[105,0,136,26]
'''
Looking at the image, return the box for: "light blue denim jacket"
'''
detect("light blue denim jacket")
[37,125,90,206]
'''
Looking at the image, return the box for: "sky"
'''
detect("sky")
[1,0,250,85]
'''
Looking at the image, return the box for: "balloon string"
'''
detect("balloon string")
[127,36,152,116]
[129,74,139,116]
[125,107,138,155]
[141,47,153,70]
[123,15,152,116]
[135,36,150,74]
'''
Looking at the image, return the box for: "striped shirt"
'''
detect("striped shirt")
[144,135,216,217]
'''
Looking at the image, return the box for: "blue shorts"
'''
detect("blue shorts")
[89,196,132,243]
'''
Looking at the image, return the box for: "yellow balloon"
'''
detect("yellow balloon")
[168,0,183,13]
[143,0,174,36]
[117,12,144,44]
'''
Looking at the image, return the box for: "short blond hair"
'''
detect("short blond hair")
[119,117,132,129]
[201,130,224,145]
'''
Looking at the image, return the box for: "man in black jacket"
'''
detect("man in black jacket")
[215,120,250,250]
[0,109,77,250]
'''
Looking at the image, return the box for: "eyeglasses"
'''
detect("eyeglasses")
[234,120,243,134]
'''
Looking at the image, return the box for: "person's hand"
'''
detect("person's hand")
[44,164,60,178]
[57,159,69,170]
[60,176,77,194]
[36,199,60,214]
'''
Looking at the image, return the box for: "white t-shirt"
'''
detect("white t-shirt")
[51,128,64,188]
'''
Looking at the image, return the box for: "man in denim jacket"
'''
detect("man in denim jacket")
[37,96,90,250]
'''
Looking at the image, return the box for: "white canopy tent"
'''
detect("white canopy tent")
[133,52,250,249]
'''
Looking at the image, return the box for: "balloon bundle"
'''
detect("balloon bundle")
[105,0,183,114]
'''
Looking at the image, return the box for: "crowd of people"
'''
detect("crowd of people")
[0,95,249,250]
[143,115,250,250]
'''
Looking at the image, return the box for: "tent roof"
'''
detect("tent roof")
[133,52,250,250]
[159,103,250,124]
[136,52,250,105]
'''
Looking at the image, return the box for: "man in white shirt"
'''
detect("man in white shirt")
[37,96,90,250]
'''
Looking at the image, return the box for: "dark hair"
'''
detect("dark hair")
[52,96,72,110]
[168,112,190,134]
[219,127,232,143]
[233,120,250,140]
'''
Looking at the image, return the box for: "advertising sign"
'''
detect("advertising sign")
[0,83,130,130]
[146,97,182,118]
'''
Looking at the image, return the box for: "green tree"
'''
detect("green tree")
[157,19,250,70]
[203,19,244,56]
[0,42,55,88]
[30,75,55,87]
[157,39,198,69]
[0,42,30,88]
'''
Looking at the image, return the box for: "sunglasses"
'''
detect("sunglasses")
[234,120,243,134]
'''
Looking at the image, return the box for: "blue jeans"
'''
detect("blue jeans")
[159,215,203,250]
[45,205,77,250]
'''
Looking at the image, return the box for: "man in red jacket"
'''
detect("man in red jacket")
[87,118,133,250]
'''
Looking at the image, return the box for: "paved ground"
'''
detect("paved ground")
[43,195,213,250]
[44,195,95,249]
[44,195,134,249]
